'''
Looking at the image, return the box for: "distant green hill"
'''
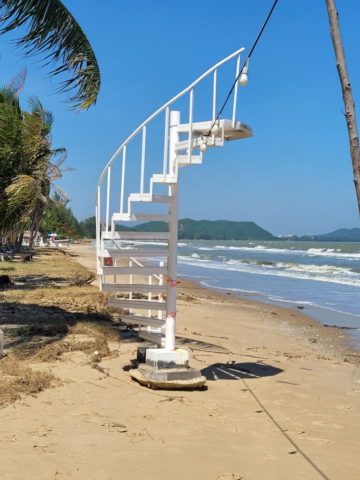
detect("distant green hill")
[132,218,275,240]
[290,227,360,242]
[314,228,360,242]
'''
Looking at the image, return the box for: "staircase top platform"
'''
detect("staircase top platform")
[177,119,253,141]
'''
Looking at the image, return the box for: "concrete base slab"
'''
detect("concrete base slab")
[139,364,202,382]
[146,348,189,369]
[131,366,206,390]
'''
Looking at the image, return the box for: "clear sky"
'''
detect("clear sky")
[1,0,360,236]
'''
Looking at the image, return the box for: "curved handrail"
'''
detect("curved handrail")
[95,47,245,198]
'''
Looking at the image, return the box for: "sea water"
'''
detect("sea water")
[118,239,360,346]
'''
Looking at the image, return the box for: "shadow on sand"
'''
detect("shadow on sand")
[202,361,283,381]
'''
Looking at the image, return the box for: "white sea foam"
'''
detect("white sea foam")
[177,255,360,287]
[188,244,360,260]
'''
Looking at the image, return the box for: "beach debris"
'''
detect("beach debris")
[0,275,13,286]
[324,324,359,330]
[216,475,244,480]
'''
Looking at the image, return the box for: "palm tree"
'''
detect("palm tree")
[0,82,69,246]
[0,0,101,111]
[325,0,360,217]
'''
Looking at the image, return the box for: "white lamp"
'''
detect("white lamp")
[239,62,249,87]
[211,123,219,135]
[200,142,207,153]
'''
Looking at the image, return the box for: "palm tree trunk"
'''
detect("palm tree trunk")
[325,0,360,217]
[29,202,42,248]
[14,233,23,251]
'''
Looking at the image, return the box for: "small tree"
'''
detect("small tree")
[325,0,360,217]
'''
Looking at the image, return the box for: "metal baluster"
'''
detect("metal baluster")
[232,53,241,128]
[105,166,111,232]
[140,126,146,196]
[158,261,164,322]
[163,107,169,177]
[148,275,152,329]
[129,259,132,314]
[188,88,194,164]
[212,69,217,123]
[120,146,126,214]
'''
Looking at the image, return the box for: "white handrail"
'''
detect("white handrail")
[96,47,245,195]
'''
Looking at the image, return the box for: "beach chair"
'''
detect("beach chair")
[0,247,31,262]
[5,244,34,259]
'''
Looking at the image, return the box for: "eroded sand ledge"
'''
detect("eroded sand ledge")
[0,244,359,480]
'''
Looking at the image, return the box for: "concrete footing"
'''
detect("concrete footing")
[131,346,206,390]
[146,348,189,369]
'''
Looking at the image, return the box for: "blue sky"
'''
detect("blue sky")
[1,0,360,236]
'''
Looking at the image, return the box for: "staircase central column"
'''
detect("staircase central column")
[165,110,180,351]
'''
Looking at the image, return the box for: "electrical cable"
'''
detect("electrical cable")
[205,0,279,136]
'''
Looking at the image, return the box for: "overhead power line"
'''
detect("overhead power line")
[207,0,279,135]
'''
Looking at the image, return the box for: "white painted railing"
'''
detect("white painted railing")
[95,47,245,247]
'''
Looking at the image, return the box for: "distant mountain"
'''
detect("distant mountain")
[314,228,360,242]
[132,218,275,240]
[288,227,360,242]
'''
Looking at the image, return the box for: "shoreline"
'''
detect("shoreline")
[1,244,360,479]
[72,244,360,361]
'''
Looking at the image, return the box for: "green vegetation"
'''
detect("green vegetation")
[0,77,70,244]
[41,195,85,239]
[0,0,101,111]
[289,228,360,242]
[124,218,275,240]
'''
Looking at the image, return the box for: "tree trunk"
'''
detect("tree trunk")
[29,202,42,248]
[325,0,360,217]
[14,233,23,251]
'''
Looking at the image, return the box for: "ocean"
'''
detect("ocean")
[116,239,360,346]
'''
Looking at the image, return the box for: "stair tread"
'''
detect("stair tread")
[139,330,165,345]
[123,314,165,327]
[102,266,167,275]
[152,174,177,184]
[109,299,167,310]
[102,249,167,258]
[102,283,166,293]
[177,119,253,140]
[112,213,172,222]
[129,193,174,204]
[103,232,170,240]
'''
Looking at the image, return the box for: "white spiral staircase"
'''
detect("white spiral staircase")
[95,47,253,353]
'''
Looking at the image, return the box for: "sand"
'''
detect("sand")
[0,244,359,480]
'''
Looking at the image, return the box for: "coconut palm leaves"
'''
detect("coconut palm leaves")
[0,0,101,111]
[0,84,69,241]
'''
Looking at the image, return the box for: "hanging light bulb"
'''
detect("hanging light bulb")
[200,141,207,153]
[211,122,219,136]
[239,61,249,87]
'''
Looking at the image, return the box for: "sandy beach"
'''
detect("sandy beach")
[1,244,360,480]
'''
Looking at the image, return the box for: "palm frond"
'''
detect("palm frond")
[7,66,27,96]
[52,183,70,204]
[47,162,62,180]
[53,149,67,167]
[0,0,101,111]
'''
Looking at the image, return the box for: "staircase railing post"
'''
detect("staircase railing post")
[165,111,180,351]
